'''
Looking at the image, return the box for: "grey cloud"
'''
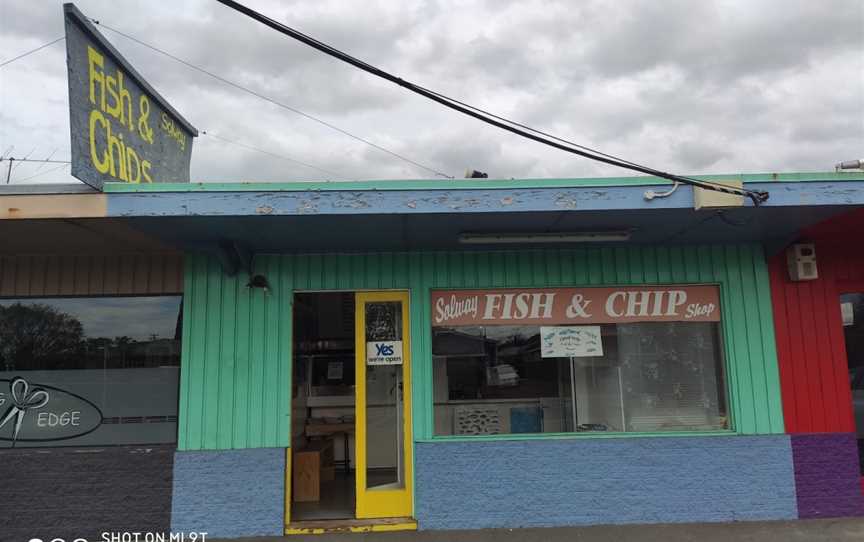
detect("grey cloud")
[672,141,732,170]
[1,0,862,185]
[581,0,863,82]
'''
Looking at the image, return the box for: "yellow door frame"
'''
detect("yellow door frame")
[354,290,413,519]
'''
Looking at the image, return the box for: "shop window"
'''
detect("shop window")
[431,287,728,436]
[0,296,182,448]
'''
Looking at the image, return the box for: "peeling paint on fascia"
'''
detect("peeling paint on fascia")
[587,190,610,198]
[297,200,319,214]
[332,192,372,209]
[554,193,578,209]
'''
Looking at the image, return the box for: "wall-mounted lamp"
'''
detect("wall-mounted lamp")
[458,231,632,244]
[247,274,270,293]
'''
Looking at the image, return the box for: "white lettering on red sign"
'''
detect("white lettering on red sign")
[431,285,721,326]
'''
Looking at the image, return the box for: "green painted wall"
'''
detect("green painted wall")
[178,245,783,451]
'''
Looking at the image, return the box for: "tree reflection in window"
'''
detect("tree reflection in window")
[0,297,182,372]
[0,303,84,372]
[0,295,184,448]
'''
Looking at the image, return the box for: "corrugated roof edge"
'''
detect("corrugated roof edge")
[0,183,97,195]
[102,171,864,193]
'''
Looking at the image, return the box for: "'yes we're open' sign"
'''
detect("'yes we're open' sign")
[366,341,404,366]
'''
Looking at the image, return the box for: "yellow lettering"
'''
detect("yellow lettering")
[105,74,120,118]
[87,46,105,109]
[117,71,134,130]
[88,109,110,174]
[126,146,141,183]
[141,160,153,183]
[107,128,125,180]
[138,95,153,144]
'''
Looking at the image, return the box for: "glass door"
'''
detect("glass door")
[354,291,413,519]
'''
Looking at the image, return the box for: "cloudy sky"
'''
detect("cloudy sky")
[0,0,862,184]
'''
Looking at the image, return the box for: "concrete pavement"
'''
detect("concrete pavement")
[216,517,864,541]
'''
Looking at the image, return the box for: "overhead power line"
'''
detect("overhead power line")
[89,20,454,180]
[214,0,769,205]
[202,131,347,179]
[30,148,60,174]
[0,36,65,69]
[2,156,72,184]
[0,158,71,164]
[10,148,36,175]
[12,162,70,183]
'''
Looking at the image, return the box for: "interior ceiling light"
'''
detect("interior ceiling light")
[458,231,632,244]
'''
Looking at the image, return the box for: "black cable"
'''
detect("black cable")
[214,0,769,205]
[90,20,454,180]
[0,36,65,69]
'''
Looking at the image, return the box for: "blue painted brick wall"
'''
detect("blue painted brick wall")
[171,448,284,538]
[415,436,798,530]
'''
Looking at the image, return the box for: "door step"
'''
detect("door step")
[285,517,417,535]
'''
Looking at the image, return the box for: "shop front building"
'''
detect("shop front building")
[1,173,863,538]
[769,209,864,518]
[173,246,792,536]
[0,253,184,539]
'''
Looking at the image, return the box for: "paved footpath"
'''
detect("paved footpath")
[217,517,864,542]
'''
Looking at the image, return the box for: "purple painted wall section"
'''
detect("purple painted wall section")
[791,433,864,518]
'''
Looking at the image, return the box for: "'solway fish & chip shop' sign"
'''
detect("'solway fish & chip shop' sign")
[64,3,197,189]
[432,285,721,326]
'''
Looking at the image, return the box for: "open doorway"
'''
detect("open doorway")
[290,290,414,527]
[842,293,864,478]
[292,292,356,521]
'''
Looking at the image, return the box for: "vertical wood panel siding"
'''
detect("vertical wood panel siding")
[178,244,783,451]
[828,244,864,289]
[770,244,863,434]
[0,254,183,296]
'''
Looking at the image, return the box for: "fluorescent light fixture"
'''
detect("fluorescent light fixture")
[458,231,632,244]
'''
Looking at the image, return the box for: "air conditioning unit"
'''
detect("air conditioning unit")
[786,243,818,281]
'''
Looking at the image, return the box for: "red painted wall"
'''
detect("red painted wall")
[772,210,864,433]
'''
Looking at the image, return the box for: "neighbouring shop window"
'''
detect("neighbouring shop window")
[0,296,182,448]
[431,286,728,436]
[841,292,864,474]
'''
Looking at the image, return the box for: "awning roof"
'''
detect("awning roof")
[2,172,862,255]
